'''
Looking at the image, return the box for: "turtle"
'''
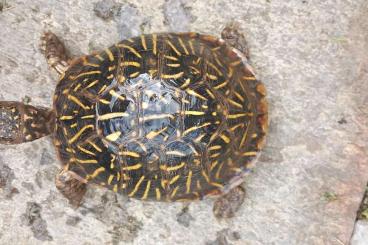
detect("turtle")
[0,24,268,218]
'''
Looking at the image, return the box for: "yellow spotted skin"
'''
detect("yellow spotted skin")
[53,33,268,201]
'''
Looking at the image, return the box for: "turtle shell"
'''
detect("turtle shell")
[53,33,268,201]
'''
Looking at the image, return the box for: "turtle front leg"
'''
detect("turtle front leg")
[40,32,71,75]
[213,186,246,219]
[221,22,250,59]
[0,102,54,144]
[55,169,87,207]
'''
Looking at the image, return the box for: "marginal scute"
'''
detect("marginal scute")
[53,33,268,201]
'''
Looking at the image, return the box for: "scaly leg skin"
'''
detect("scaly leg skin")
[55,169,87,207]
[221,22,250,59]
[213,186,246,219]
[0,101,54,144]
[40,32,70,75]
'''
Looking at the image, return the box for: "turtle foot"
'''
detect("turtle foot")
[55,169,87,207]
[40,32,70,74]
[213,185,246,219]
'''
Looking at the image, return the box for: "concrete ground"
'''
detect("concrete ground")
[1,0,368,244]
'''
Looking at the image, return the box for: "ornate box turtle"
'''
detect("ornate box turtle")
[0,25,268,218]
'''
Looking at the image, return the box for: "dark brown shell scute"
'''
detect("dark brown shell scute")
[53,33,268,201]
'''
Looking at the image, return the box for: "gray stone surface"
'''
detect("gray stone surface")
[0,0,368,244]
[351,221,368,245]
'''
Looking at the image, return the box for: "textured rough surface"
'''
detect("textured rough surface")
[351,221,368,245]
[0,0,368,244]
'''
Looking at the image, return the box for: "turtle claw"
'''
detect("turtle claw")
[213,186,246,219]
[55,169,87,207]
[40,32,70,75]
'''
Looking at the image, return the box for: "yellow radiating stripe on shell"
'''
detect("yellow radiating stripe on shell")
[155,188,161,200]
[161,72,184,79]
[105,131,121,141]
[188,40,195,54]
[164,55,178,61]
[81,115,95,119]
[186,170,192,194]
[88,140,102,152]
[228,99,243,109]
[183,122,211,135]
[178,37,189,55]
[220,134,231,144]
[141,35,147,50]
[230,123,244,132]
[77,145,96,156]
[146,126,167,140]
[109,90,126,101]
[215,162,224,179]
[166,39,182,56]
[180,78,191,89]
[99,99,110,105]
[60,115,74,120]
[205,89,215,99]
[129,71,140,78]
[68,95,90,110]
[214,80,229,90]
[152,34,157,55]
[70,70,101,80]
[186,89,207,101]
[210,160,219,171]
[120,151,140,158]
[234,91,245,102]
[170,186,179,199]
[207,62,223,76]
[169,175,180,185]
[201,170,210,183]
[118,44,142,58]
[228,113,253,119]
[184,111,205,116]
[108,175,114,185]
[128,175,145,197]
[210,182,224,188]
[121,61,141,67]
[99,112,128,121]
[166,151,186,157]
[208,145,221,151]
[167,63,180,67]
[68,125,94,144]
[122,163,142,171]
[105,48,114,61]
[240,123,250,147]
[206,73,218,80]
[98,85,107,94]
[160,162,186,172]
[88,167,105,180]
[242,152,257,156]
[75,158,98,164]
[86,80,99,89]
[142,180,151,200]
[73,83,82,91]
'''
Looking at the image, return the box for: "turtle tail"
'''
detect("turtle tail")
[0,101,55,144]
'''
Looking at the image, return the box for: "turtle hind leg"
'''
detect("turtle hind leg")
[0,102,54,144]
[221,22,250,59]
[55,169,87,207]
[213,186,246,219]
[40,32,70,75]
